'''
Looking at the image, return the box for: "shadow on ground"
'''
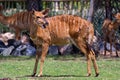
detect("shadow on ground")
[16,74,88,79]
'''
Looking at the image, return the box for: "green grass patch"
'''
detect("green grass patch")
[0,55,120,80]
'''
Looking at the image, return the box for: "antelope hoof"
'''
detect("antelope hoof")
[37,74,43,77]
[87,73,91,77]
[31,73,36,77]
[95,73,99,77]
[116,55,119,58]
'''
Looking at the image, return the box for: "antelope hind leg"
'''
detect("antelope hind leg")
[75,40,92,76]
[90,49,99,77]
[38,43,49,77]
[74,39,99,77]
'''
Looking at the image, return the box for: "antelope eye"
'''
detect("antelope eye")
[36,16,41,18]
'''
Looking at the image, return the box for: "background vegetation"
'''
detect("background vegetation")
[0,0,120,34]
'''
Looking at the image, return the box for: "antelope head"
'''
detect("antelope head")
[32,9,49,29]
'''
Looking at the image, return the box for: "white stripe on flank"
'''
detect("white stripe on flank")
[59,17,61,36]
[69,37,79,49]
[55,17,58,36]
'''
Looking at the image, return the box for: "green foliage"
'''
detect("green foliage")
[0,23,9,33]
[0,55,120,80]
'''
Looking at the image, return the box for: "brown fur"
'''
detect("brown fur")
[102,13,120,57]
[30,12,99,77]
[0,6,48,40]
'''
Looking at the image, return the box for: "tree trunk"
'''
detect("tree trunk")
[87,0,94,22]
[105,0,112,20]
[26,0,43,11]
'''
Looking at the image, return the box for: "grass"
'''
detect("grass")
[0,55,120,80]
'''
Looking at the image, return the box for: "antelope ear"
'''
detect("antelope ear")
[41,8,49,16]
[31,10,35,18]
[113,13,116,17]
[114,13,120,19]
[31,9,36,15]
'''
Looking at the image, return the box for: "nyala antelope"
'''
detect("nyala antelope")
[30,9,99,77]
[102,13,120,57]
[0,5,48,40]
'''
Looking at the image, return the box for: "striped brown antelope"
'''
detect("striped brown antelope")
[0,5,48,40]
[102,13,120,57]
[31,10,99,77]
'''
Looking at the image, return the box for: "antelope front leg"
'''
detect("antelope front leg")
[113,40,119,57]
[110,41,113,56]
[38,43,49,77]
[32,51,40,77]
[104,41,107,56]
